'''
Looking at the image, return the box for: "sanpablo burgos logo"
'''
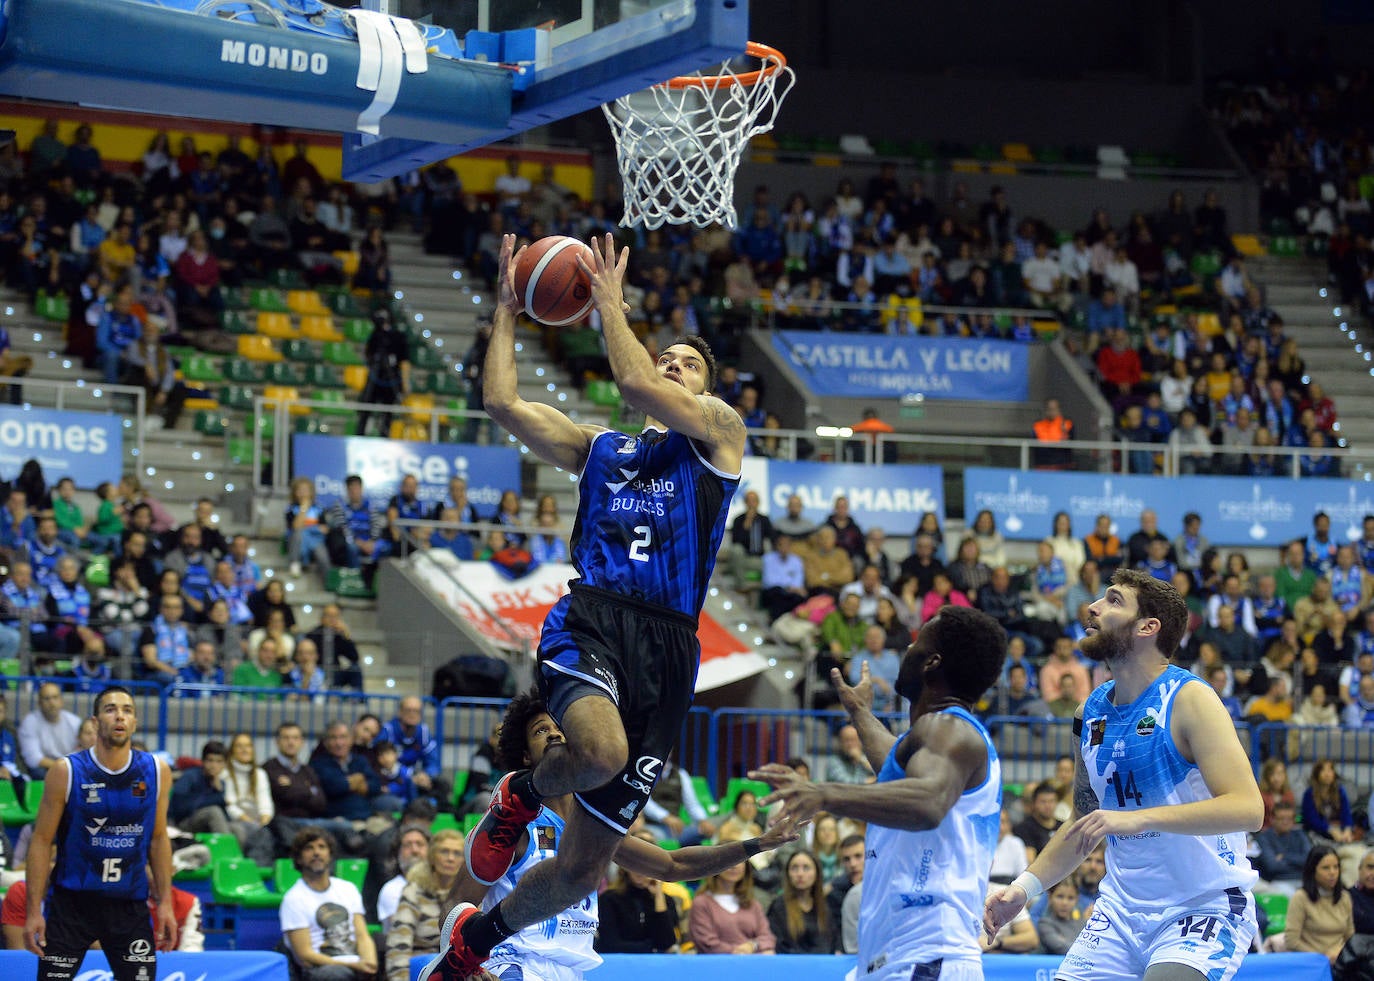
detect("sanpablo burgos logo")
[85,815,145,849]
[972,473,1050,534]
[1216,483,1295,541]
[1314,484,1374,541]
[605,467,675,516]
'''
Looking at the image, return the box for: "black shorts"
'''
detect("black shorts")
[538,584,699,834]
[41,887,154,981]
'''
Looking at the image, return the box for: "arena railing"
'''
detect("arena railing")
[8,375,148,470]
[8,676,1370,801]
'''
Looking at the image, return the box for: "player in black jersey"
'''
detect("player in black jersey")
[422,234,746,981]
[25,685,177,981]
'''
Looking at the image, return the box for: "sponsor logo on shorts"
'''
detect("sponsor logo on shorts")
[128,939,152,956]
[633,756,662,783]
[1083,910,1112,933]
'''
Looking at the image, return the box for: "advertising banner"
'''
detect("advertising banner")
[732,458,943,538]
[292,434,520,515]
[772,330,1030,401]
[0,406,123,486]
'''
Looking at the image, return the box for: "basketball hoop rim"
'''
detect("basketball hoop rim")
[663,41,787,90]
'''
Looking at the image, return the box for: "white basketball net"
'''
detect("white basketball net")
[603,43,795,230]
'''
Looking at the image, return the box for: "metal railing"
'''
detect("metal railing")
[747,296,1061,333]
[8,375,148,467]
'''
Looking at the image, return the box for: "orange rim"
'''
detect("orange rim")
[664,41,787,90]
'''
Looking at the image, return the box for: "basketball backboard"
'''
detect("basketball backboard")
[0,0,748,182]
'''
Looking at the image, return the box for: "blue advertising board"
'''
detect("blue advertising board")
[733,458,943,537]
[292,434,521,515]
[0,406,123,487]
[964,467,1374,547]
[0,950,290,981]
[772,330,1030,401]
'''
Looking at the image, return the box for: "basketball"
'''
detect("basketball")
[513,236,596,327]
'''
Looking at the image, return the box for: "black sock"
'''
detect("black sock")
[461,901,516,957]
[510,768,543,808]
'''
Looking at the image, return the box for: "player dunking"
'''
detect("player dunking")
[752,607,1009,981]
[985,569,1262,981]
[25,685,177,980]
[442,690,797,981]
[421,233,745,981]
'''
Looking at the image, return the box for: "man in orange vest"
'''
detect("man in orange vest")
[850,407,896,463]
[1031,398,1074,469]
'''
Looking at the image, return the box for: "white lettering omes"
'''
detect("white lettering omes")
[221,40,328,76]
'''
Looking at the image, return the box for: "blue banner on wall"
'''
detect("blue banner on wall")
[0,950,290,981]
[292,435,521,515]
[0,406,123,487]
[965,467,1374,547]
[772,330,1030,401]
[733,458,944,537]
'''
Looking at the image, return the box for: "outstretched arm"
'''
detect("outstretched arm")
[614,814,801,881]
[582,234,745,471]
[483,234,601,472]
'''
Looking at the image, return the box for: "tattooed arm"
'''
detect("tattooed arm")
[584,234,746,473]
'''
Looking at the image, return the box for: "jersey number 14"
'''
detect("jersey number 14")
[1108,770,1144,807]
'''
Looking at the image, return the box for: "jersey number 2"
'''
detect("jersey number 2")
[629,526,652,563]
[101,858,123,883]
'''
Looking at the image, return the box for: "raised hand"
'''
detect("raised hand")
[749,762,826,826]
[831,660,874,717]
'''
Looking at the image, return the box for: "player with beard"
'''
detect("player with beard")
[751,607,1009,981]
[25,686,177,981]
[985,569,1262,981]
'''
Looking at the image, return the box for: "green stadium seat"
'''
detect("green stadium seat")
[294,417,323,434]
[219,385,256,411]
[265,362,306,385]
[314,390,354,416]
[249,287,290,313]
[340,317,372,343]
[304,363,346,389]
[176,832,241,881]
[687,775,720,819]
[181,355,224,383]
[430,813,462,834]
[282,339,319,363]
[411,343,444,371]
[335,858,368,893]
[224,286,251,311]
[273,858,301,895]
[585,379,621,408]
[322,341,365,367]
[212,857,282,908]
[221,310,256,335]
[449,771,471,809]
[270,267,308,290]
[718,778,772,816]
[245,414,274,439]
[326,567,375,599]
[1254,893,1287,936]
[329,291,367,317]
[35,290,70,322]
[431,371,466,397]
[226,437,257,466]
[224,358,265,384]
[461,814,483,835]
[194,411,228,437]
[0,779,37,826]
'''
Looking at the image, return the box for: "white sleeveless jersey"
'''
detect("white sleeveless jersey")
[1080,664,1258,910]
[484,806,602,973]
[857,707,1001,977]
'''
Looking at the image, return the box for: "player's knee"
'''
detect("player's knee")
[568,729,627,784]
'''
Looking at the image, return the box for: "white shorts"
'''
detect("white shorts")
[1055,892,1256,981]
[488,956,585,981]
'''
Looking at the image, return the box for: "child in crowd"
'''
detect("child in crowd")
[51,477,86,550]
[374,740,415,804]
[86,480,126,554]
[1037,879,1087,955]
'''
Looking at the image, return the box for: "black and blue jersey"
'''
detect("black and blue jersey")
[561,427,737,618]
[52,748,160,900]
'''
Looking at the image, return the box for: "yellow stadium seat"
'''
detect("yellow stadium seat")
[287,290,330,315]
[1002,143,1034,163]
[332,251,361,279]
[951,159,982,174]
[388,419,427,440]
[182,396,220,412]
[238,335,284,362]
[263,385,309,416]
[255,312,298,340]
[1231,234,1266,257]
[300,315,343,342]
[987,163,1017,175]
[343,365,368,391]
[403,393,435,422]
[1197,312,1222,336]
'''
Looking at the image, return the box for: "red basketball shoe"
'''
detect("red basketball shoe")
[464,770,542,886]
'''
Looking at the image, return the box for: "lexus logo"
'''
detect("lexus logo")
[633,755,662,784]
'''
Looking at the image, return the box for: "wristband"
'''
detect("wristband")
[741,838,763,858]
[1010,870,1044,904]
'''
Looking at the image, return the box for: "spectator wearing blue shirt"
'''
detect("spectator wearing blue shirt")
[286,638,327,699]
[312,720,393,819]
[207,560,253,625]
[94,282,141,383]
[847,625,902,712]
[429,507,475,560]
[1306,513,1340,578]
[0,690,23,781]
[227,535,263,592]
[1140,391,1173,442]
[379,696,445,805]
[373,741,415,806]
[175,640,225,696]
[528,512,568,566]
[1205,664,1245,720]
[1301,760,1361,859]
[871,236,912,296]
[0,488,35,554]
[2,560,49,654]
[386,473,428,553]
[761,533,808,620]
[324,475,390,572]
[27,514,67,587]
[164,523,214,620]
[733,207,783,276]
[1084,285,1128,351]
[1252,574,1288,646]
[1032,540,1069,625]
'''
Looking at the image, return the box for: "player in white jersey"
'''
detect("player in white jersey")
[753,606,1011,981]
[985,569,1263,981]
[420,690,798,981]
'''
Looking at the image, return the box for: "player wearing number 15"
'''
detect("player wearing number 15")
[419,233,743,981]
[984,570,1262,981]
[24,686,177,981]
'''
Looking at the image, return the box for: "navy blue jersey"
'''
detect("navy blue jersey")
[53,748,160,900]
[567,428,737,617]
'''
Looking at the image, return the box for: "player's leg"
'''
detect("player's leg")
[528,691,628,797]
[1053,900,1146,981]
[1141,890,1256,981]
[36,891,98,981]
[93,897,158,981]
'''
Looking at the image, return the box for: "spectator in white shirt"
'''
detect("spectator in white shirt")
[17,681,81,778]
